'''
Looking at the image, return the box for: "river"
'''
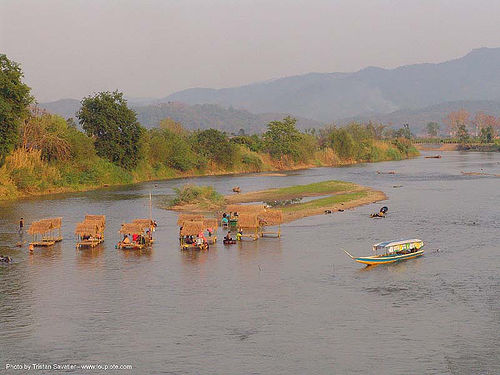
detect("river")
[1,151,499,374]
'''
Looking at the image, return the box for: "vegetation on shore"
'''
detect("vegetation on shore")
[0,53,418,200]
[168,185,224,210]
[170,180,386,223]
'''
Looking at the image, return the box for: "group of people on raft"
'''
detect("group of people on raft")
[179,226,214,250]
[221,212,239,227]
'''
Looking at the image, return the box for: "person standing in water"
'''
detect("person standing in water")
[19,218,24,234]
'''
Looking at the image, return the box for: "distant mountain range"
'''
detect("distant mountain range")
[40,47,500,134]
[38,99,321,132]
[164,47,500,122]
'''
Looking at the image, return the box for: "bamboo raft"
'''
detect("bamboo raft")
[225,204,283,239]
[180,221,208,250]
[117,220,154,250]
[28,217,63,247]
[258,210,283,238]
[75,215,105,249]
[234,213,260,241]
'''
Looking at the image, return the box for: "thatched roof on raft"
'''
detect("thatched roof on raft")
[226,204,266,214]
[236,213,260,228]
[119,223,145,235]
[27,217,62,235]
[85,215,106,227]
[133,218,154,229]
[28,221,52,235]
[180,221,205,236]
[203,218,218,230]
[258,210,283,225]
[39,217,62,229]
[177,214,205,226]
[75,222,101,236]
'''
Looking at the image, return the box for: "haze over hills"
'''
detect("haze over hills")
[339,100,500,134]
[40,47,500,134]
[164,47,500,120]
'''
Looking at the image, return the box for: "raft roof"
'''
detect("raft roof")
[177,214,205,226]
[203,218,218,230]
[226,204,266,214]
[28,217,62,235]
[75,222,100,236]
[180,221,205,236]
[119,223,145,235]
[258,210,283,225]
[39,217,62,229]
[133,218,154,229]
[236,213,260,228]
[85,215,106,227]
[28,221,52,235]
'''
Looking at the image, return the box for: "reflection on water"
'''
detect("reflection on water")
[0,151,499,374]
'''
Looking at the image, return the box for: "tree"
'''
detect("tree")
[77,91,144,170]
[473,112,497,137]
[21,112,71,161]
[329,128,355,159]
[0,54,33,164]
[159,117,186,135]
[457,124,470,144]
[193,129,235,167]
[479,126,494,143]
[444,110,469,137]
[426,122,440,137]
[263,116,302,160]
[394,124,412,139]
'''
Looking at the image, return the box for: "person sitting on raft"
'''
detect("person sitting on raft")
[122,234,131,244]
[224,232,233,242]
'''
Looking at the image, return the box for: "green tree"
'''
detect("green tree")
[457,124,470,144]
[77,91,144,169]
[0,54,33,164]
[479,126,494,143]
[394,124,413,139]
[329,128,355,159]
[426,122,440,137]
[193,129,235,168]
[147,128,196,171]
[263,116,302,160]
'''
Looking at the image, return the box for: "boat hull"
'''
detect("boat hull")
[354,250,424,265]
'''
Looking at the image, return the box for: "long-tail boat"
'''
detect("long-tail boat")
[344,239,424,266]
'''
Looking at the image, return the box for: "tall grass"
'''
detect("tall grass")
[169,184,224,209]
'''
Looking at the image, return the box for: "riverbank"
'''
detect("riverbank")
[170,180,387,223]
[0,143,416,201]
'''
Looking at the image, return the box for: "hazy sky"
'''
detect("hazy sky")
[1,0,500,102]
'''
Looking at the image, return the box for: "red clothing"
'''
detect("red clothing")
[132,234,138,242]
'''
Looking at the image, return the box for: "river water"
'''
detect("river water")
[0,151,499,374]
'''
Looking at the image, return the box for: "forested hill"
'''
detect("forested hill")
[164,47,500,122]
[39,100,322,132]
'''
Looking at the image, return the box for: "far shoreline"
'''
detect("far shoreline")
[0,155,406,203]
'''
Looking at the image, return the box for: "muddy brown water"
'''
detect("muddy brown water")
[1,151,499,374]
